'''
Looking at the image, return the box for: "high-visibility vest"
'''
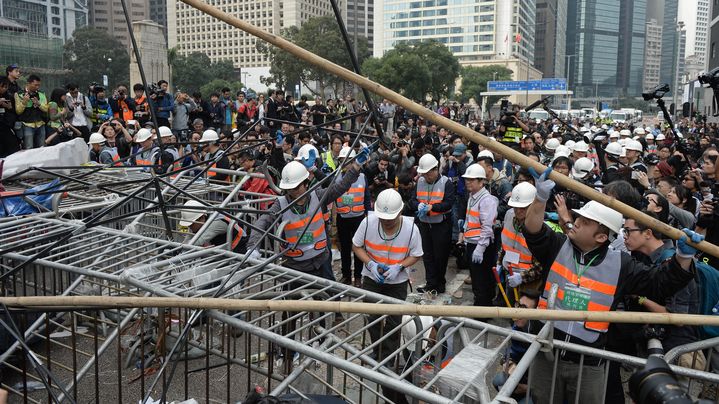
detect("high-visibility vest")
[323,151,337,171]
[209,216,245,252]
[278,192,328,261]
[537,239,621,343]
[92,103,110,124]
[500,209,533,274]
[205,150,228,182]
[416,175,450,224]
[100,146,122,166]
[336,173,366,218]
[156,147,181,173]
[502,126,523,143]
[362,213,415,284]
[115,99,133,121]
[464,188,495,244]
[134,147,157,167]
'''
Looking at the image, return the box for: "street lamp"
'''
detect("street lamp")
[565,54,575,111]
[492,71,498,81]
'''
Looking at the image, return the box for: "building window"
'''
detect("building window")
[712,42,716,59]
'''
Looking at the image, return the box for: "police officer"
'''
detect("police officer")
[410,154,455,294]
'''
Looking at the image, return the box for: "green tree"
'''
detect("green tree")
[63,27,130,89]
[459,65,514,108]
[257,16,369,96]
[362,41,460,101]
[199,79,245,99]
[171,51,238,93]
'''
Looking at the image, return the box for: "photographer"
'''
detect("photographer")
[14,74,48,149]
[189,92,210,128]
[45,120,81,146]
[499,103,529,146]
[0,76,19,157]
[99,119,132,160]
[110,84,135,122]
[64,83,92,142]
[132,84,150,125]
[149,80,173,127]
[88,86,113,131]
[206,92,225,132]
[172,92,197,139]
[366,154,396,200]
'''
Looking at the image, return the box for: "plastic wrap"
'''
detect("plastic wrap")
[0,178,62,217]
[1,138,89,179]
[434,343,498,403]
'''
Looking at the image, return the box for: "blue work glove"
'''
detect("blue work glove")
[677,228,704,258]
[275,130,284,146]
[528,167,555,203]
[301,149,317,169]
[472,245,485,264]
[545,212,559,222]
[417,203,430,218]
[367,261,385,284]
[355,146,371,165]
[383,264,403,282]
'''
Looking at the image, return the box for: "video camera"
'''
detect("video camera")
[699,67,719,117]
[88,82,103,97]
[500,100,518,126]
[642,83,670,101]
[147,83,165,98]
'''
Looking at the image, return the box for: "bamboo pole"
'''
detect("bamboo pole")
[2,296,719,327]
[178,0,719,258]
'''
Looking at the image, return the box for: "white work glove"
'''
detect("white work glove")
[366,261,385,283]
[383,264,403,282]
[507,272,523,288]
[528,167,555,203]
[247,249,261,261]
[472,245,485,264]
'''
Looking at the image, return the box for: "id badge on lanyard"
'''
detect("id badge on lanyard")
[299,233,314,244]
[562,284,591,311]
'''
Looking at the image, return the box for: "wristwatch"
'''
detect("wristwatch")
[399,265,406,272]
[565,222,574,230]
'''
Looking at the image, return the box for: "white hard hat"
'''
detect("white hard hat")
[508,182,536,208]
[634,127,646,135]
[619,129,632,137]
[646,133,655,140]
[179,200,205,227]
[417,154,439,174]
[88,132,106,145]
[374,189,404,220]
[462,163,486,179]
[605,142,623,156]
[401,315,434,352]
[572,200,623,236]
[609,131,620,139]
[620,146,627,158]
[158,126,173,138]
[601,124,609,130]
[477,150,494,160]
[625,139,643,152]
[554,145,571,159]
[338,146,356,158]
[590,126,598,132]
[618,138,628,147]
[126,119,138,126]
[570,157,594,180]
[565,140,576,150]
[295,144,319,161]
[572,141,589,153]
[656,133,666,141]
[279,161,310,190]
[545,138,561,151]
[200,129,219,143]
[134,128,153,143]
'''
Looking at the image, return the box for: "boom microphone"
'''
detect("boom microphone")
[524,96,552,112]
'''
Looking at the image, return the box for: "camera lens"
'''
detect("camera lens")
[628,356,693,404]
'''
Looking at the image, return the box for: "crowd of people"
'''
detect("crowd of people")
[3,63,719,403]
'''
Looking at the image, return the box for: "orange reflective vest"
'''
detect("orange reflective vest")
[100,146,122,166]
[336,173,366,218]
[537,239,621,343]
[500,209,533,273]
[134,147,157,167]
[416,175,450,224]
[361,213,416,284]
[279,192,328,261]
[463,188,495,243]
[114,98,134,122]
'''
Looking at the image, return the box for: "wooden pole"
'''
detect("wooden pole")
[2,296,719,327]
[177,0,719,258]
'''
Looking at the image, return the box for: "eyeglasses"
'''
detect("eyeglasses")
[622,227,642,236]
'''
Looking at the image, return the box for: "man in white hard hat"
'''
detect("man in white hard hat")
[246,147,371,278]
[335,146,371,287]
[352,189,422,401]
[570,141,589,162]
[459,163,498,307]
[131,127,158,168]
[502,182,543,293]
[179,200,247,253]
[200,129,230,182]
[410,153,456,293]
[625,139,648,192]
[88,132,122,166]
[153,126,181,173]
[601,142,624,184]
[522,167,700,404]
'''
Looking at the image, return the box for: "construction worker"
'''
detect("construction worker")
[601,142,624,184]
[200,129,230,183]
[247,147,370,279]
[501,182,543,294]
[523,167,700,404]
[153,126,181,174]
[458,164,498,307]
[625,139,647,191]
[335,146,371,286]
[351,188,422,403]
[410,153,455,294]
[179,200,247,253]
[131,127,157,168]
[88,132,121,166]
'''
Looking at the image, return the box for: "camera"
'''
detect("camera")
[698,67,719,87]
[147,83,165,97]
[642,83,671,101]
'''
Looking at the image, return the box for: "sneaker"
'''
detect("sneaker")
[339,276,352,285]
[353,278,362,288]
[464,277,472,285]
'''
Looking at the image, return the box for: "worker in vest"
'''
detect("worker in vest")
[110,85,135,122]
[335,146,371,287]
[458,164,498,307]
[501,182,543,294]
[410,154,455,294]
[246,147,371,279]
[322,135,343,172]
[179,200,247,253]
[200,129,230,183]
[131,128,158,168]
[89,86,113,131]
[154,126,181,174]
[522,166,699,404]
[88,132,121,166]
[352,188,422,403]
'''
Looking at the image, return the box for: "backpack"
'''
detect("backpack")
[659,248,719,338]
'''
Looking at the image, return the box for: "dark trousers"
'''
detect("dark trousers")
[76,125,90,143]
[336,215,363,279]
[418,219,452,290]
[362,278,410,404]
[467,241,498,307]
[0,128,20,157]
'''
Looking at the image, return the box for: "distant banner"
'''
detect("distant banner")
[487,78,568,92]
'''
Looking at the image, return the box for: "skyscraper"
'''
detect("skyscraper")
[660,0,683,95]
[533,0,567,78]
[0,0,88,40]
[566,0,646,99]
[643,19,663,91]
[149,0,167,41]
[678,0,709,70]
[88,0,148,49]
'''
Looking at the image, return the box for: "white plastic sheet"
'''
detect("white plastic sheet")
[1,138,89,179]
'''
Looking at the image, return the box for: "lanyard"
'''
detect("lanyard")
[573,254,598,284]
[378,220,403,262]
